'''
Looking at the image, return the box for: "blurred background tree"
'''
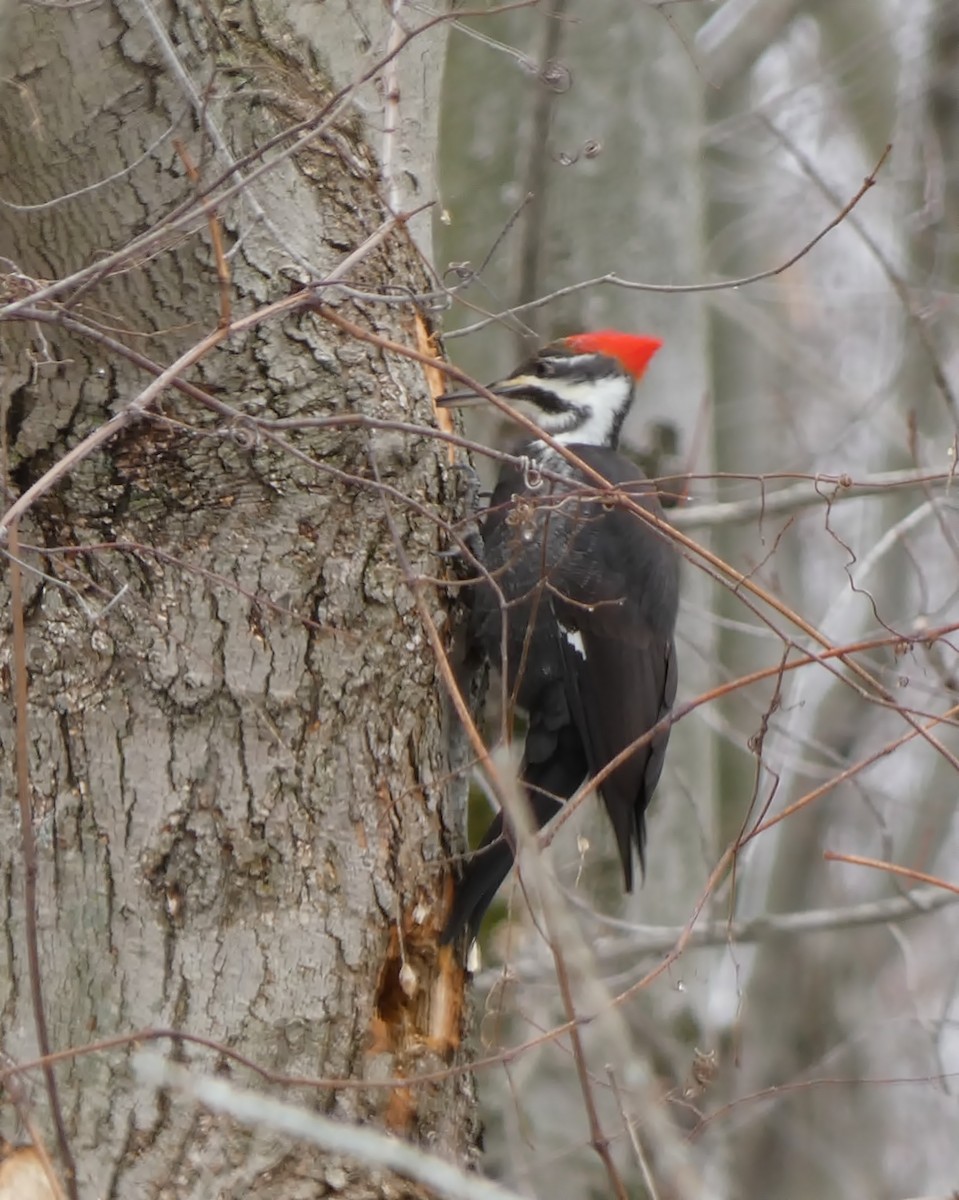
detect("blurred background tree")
[438,2,959,1197]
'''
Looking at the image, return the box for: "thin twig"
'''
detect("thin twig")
[746,700,959,843]
[174,139,232,327]
[762,114,959,425]
[478,883,959,985]
[473,740,692,1200]
[549,931,629,1200]
[607,1066,661,1200]
[823,852,959,895]
[489,738,632,1200]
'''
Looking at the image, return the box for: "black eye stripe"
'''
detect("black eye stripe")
[520,352,619,384]
[516,385,572,413]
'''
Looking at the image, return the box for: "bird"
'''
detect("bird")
[438,331,680,946]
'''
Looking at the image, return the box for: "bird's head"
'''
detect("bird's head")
[438,331,662,450]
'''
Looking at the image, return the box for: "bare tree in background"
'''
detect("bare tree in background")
[439,3,959,1199]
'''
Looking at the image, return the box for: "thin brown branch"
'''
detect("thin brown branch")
[607,1067,661,1200]
[484,754,639,1200]
[762,113,959,425]
[174,139,232,327]
[523,802,701,1200]
[823,852,959,896]
[493,733,634,1200]
[746,700,959,842]
[548,938,629,1200]
[690,1068,959,1141]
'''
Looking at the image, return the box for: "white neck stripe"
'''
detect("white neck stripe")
[536,375,631,446]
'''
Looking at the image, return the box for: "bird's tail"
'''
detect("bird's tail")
[439,812,515,946]
[441,723,587,946]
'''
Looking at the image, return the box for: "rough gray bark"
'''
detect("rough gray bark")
[0,2,475,1196]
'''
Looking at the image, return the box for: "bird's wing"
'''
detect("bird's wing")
[550,588,676,891]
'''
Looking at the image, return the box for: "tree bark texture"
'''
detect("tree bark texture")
[0,2,475,1196]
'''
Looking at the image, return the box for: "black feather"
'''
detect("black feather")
[441,444,679,945]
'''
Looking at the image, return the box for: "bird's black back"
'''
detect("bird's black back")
[472,443,679,887]
[477,450,675,667]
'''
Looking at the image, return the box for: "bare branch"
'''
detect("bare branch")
[481,884,959,984]
[671,469,959,531]
[823,853,959,896]
[135,1055,528,1200]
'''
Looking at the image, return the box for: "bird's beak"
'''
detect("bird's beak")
[436,378,529,409]
[435,387,485,409]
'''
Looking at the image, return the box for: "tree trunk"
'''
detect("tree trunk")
[0,2,475,1196]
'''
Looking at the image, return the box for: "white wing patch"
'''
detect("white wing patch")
[562,627,586,658]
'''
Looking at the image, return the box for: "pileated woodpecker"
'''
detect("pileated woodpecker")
[439,331,680,945]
